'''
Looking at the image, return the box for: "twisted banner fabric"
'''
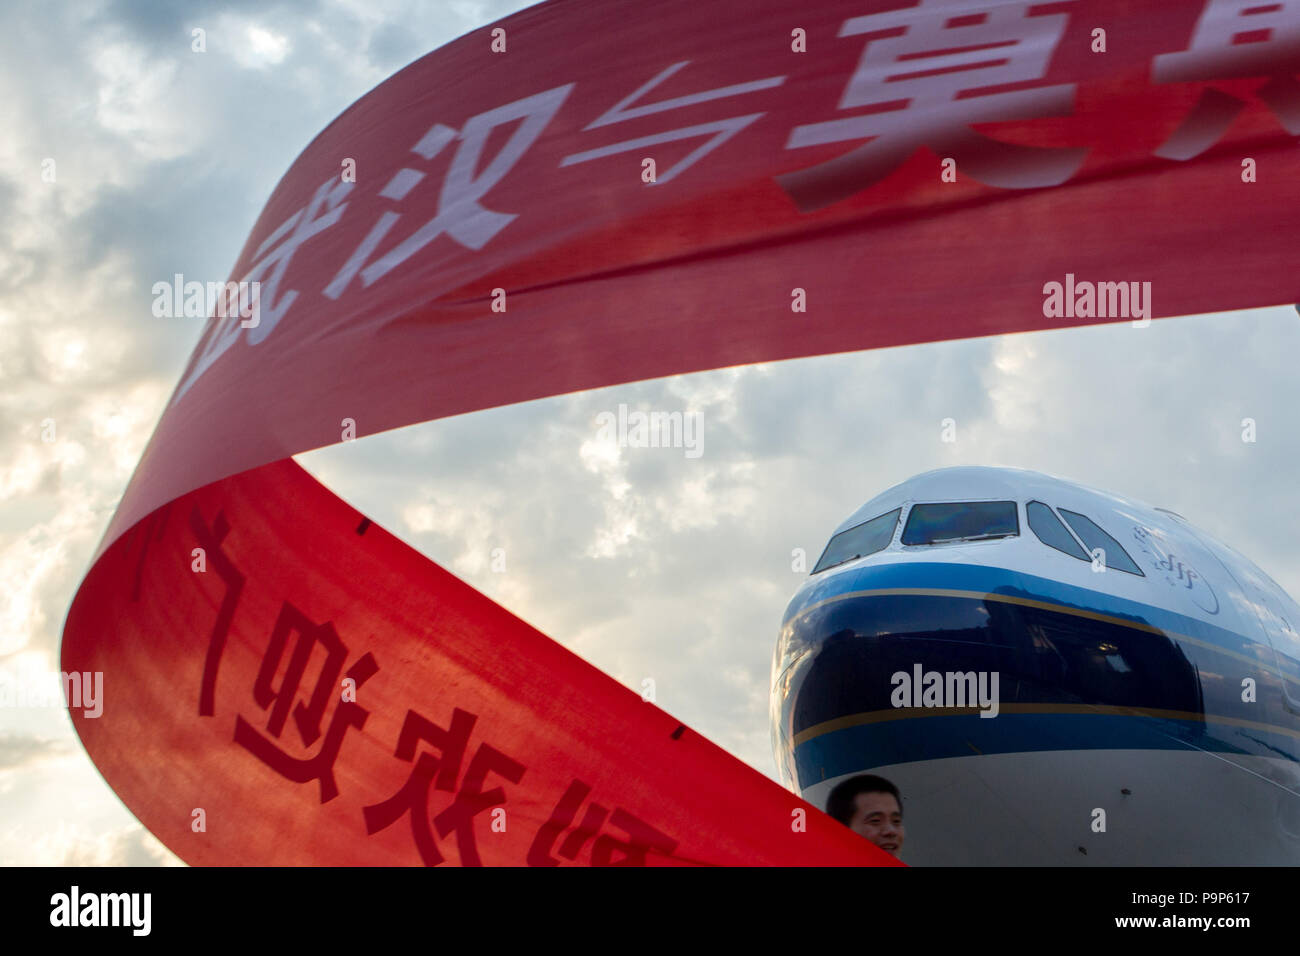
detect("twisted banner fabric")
[62,0,1300,864]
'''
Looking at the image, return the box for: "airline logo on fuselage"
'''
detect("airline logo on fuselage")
[1131,525,1219,614]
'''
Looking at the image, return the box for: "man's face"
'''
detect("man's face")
[848,791,904,854]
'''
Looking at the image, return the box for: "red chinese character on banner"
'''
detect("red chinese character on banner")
[362,707,526,866]
[189,506,246,717]
[528,778,678,866]
[232,601,379,802]
[1152,0,1300,159]
[780,0,1086,211]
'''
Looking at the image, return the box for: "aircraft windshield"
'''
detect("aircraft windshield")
[1058,508,1144,575]
[902,501,1019,546]
[812,508,901,574]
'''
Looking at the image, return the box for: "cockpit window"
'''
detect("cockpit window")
[1058,509,1144,575]
[812,508,901,574]
[1027,500,1089,560]
[900,501,1018,546]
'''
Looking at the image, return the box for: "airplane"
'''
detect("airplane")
[770,465,1300,864]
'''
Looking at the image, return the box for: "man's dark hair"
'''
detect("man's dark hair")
[825,774,902,826]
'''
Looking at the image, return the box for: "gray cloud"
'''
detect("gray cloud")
[0,733,74,772]
[49,824,178,867]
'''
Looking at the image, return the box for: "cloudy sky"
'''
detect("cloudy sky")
[3,0,1298,866]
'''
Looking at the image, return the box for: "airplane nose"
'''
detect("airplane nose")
[778,583,1206,779]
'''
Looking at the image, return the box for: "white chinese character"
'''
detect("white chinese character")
[324,84,573,300]
[1154,0,1300,83]
[172,177,352,402]
[782,0,1084,209]
[560,61,785,184]
[1151,0,1300,158]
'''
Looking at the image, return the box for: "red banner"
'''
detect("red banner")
[62,0,1300,865]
